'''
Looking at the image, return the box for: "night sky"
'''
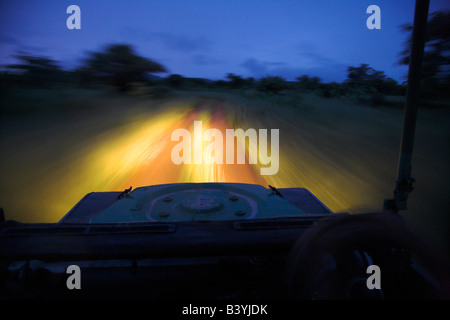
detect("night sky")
[0,0,449,83]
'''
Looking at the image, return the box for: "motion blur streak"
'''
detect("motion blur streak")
[1,93,449,258]
[178,105,266,185]
[0,99,273,222]
[0,98,371,223]
[108,101,266,188]
[79,98,365,215]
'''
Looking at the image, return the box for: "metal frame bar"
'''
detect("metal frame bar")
[385,0,430,212]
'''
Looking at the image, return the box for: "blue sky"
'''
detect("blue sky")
[0,0,449,82]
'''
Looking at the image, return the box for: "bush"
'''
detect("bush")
[257,76,288,94]
[296,75,322,91]
[318,82,344,98]
[167,74,184,88]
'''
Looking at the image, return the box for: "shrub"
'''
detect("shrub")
[167,74,184,88]
[257,76,288,94]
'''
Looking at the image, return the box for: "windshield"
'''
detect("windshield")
[0,1,449,253]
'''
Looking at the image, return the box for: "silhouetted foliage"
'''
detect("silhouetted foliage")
[82,44,167,91]
[296,75,322,91]
[6,54,67,85]
[345,64,403,96]
[399,10,450,98]
[226,73,245,89]
[212,79,227,87]
[187,78,210,86]
[399,10,450,81]
[223,74,258,89]
[167,74,184,88]
[257,76,288,94]
[246,77,256,86]
[318,82,346,98]
[346,64,382,87]
[1,41,415,109]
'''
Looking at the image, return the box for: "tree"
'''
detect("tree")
[345,63,401,94]
[346,64,381,86]
[6,54,65,85]
[226,73,245,89]
[399,10,450,96]
[82,44,167,91]
[167,74,184,88]
[296,75,321,91]
[257,76,288,94]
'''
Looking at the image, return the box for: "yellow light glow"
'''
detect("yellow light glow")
[1,98,376,223]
